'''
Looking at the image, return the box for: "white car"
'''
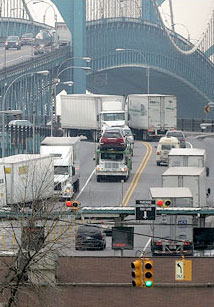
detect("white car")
[121,126,134,148]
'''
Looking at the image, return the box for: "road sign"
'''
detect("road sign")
[135,200,156,220]
[175,259,192,281]
[175,261,184,280]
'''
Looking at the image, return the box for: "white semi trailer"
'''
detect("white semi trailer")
[0,154,54,208]
[59,94,127,140]
[127,94,177,140]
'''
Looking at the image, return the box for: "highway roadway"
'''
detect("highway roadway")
[0,45,36,69]
[0,133,214,257]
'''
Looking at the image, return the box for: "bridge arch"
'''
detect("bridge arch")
[86,18,214,117]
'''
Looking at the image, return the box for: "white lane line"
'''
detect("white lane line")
[76,168,95,199]
[142,238,152,253]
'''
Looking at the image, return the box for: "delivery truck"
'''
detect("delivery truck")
[168,148,206,168]
[162,167,207,207]
[40,137,80,199]
[149,187,195,256]
[60,94,127,140]
[0,154,54,208]
[127,94,177,140]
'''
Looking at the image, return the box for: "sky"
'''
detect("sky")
[29,0,214,42]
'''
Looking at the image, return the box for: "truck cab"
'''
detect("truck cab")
[95,145,132,182]
[40,137,80,199]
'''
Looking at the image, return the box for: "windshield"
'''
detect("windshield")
[101,153,123,161]
[7,36,18,41]
[103,113,125,121]
[54,166,69,175]
[167,131,183,138]
[162,144,176,150]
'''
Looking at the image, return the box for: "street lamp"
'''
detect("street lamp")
[1,70,49,157]
[116,48,150,94]
[56,57,91,78]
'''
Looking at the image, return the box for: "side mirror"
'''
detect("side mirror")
[207,188,211,197]
[206,167,210,177]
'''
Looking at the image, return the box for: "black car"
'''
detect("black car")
[75,225,106,250]
[5,36,21,50]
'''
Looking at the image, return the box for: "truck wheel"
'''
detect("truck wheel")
[156,161,161,166]
[97,176,101,182]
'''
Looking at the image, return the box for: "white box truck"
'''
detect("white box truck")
[40,137,80,199]
[162,167,207,207]
[168,148,206,167]
[149,187,194,256]
[0,154,54,208]
[60,94,127,140]
[127,94,177,140]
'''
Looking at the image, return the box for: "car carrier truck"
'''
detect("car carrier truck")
[94,144,132,182]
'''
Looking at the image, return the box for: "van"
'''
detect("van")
[156,136,180,166]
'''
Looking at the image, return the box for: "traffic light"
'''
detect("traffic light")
[156,199,172,208]
[144,258,154,288]
[131,258,143,287]
[204,105,210,113]
[66,200,80,211]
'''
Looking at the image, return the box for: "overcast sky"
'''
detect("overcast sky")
[30,0,214,42]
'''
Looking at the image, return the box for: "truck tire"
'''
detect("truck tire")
[156,161,161,166]
[97,176,101,182]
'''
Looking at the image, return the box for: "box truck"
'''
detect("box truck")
[40,137,80,199]
[168,148,206,167]
[0,154,54,208]
[55,22,71,46]
[60,94,127,140]
[149,187,195,256]
[127,94,177,140]
[162,167,207,207]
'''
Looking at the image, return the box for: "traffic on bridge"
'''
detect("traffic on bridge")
[0,1,214,306]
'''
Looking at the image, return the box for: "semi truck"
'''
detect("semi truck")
[0,154,54,208]
[40,137,80,199]
[94,145,132,182]
[149,187,195,256]
[60,94,127,140]
[127,94,177,140]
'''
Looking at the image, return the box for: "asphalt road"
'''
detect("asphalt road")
[1,134,214,257]
[0,45,33,69]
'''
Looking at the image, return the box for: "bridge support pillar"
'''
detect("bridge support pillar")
[52,0,86,93]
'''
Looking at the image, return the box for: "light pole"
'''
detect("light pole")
[116,48,150,94]
[1,70,49,157]
[56,56,91,78]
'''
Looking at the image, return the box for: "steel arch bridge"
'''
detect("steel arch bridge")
[86,18,214,117]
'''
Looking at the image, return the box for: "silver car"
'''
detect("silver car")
[165,130,186,148]
[122,126,134,148]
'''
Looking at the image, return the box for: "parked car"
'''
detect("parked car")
[5,36,21,50]
[75,225,106,250]
[165,130,186,148]
[21,32,34,45]
[99,127,127,150]
[8,120,32,127]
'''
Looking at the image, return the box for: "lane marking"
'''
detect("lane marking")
[121,142,153,207]
[76,168,95,199]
